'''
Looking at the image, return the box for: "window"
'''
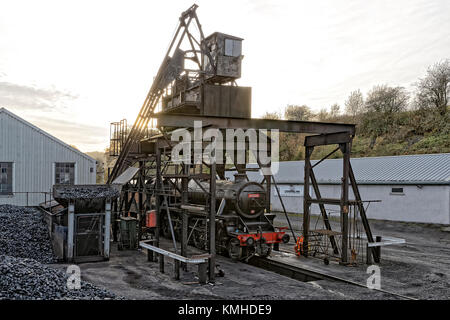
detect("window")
[224,38,242,57]
[391,187,404,195]
[55,163,75,184]
[0,162,13,195]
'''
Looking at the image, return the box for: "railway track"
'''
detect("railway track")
[245,254,418,300]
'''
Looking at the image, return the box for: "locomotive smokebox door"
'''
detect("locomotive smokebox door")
[235,182,266,219]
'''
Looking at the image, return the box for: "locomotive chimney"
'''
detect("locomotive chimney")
[234,173,246,183]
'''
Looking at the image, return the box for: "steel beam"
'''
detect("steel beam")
[154,113,356,134]
[304,131,352,147]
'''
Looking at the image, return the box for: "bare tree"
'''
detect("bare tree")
[345,89,364,117]
[284,104,313,121]
[330,103,340,118]
[362,85,409,140]
[365,85,409,114]
[316,108,329,121]
[261,111,281,120]
[415,59,450,115]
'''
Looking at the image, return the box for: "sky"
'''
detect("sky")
[0,0,449,152]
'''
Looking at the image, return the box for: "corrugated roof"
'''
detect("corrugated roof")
[227,153,450,185]
[0,107,95,162]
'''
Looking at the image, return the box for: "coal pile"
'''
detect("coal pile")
[54,185,120,199]
[0,255,119,300]
[0,205,55,263]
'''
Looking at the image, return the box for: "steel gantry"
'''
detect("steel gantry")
[107,4,378,285]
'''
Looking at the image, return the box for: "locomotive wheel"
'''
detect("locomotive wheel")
[258,245,272,258]
[192,229,206,250]
[227,238,242,261]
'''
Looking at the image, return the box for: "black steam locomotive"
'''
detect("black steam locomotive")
[157,174,289,260]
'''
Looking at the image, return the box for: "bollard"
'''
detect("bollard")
[174,260,180,280]
[147,248,153,262]
[159,254,165,273]
[198,263,207,284]
[375,236,382,263]
[366,243,372,265]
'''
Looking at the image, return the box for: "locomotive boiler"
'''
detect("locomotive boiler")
[158,174,289,261]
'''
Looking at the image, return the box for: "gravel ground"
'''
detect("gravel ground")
[274,212,450,299]
[0,204,120,300]
[78,246,351,300]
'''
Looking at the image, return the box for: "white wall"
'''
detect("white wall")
[271,184,450,225]
[0,110,96,206]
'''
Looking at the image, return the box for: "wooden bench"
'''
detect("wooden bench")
[139,240,210,284]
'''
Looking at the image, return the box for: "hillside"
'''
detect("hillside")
[276,107,450,161]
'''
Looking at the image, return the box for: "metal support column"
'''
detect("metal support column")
[104,199,111,259]
[208,140,216,282]
[181,164,189,271]
[67,200,75,262]
[112,199,118,242]
[303,146,313,257]
[138,161,144,241]
[340,142,350,264]
[349,163,380,262]
[309,170,339,254]
[155,144,163,271]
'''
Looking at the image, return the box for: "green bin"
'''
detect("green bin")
[117,217,138,250]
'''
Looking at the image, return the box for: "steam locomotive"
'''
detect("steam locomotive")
[157,174,290,261]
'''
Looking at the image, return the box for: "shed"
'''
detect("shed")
[226,154,450,225]
[0,108,96,206]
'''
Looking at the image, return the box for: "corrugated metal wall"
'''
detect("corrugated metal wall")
[0,109,97,206]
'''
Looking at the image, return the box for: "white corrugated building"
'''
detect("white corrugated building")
[0,108,96,206]
[226,154,450,225]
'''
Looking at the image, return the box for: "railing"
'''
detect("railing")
[0,191,54,207]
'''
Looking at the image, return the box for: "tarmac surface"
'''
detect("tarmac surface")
[73,213,449,300]
[3,204,447,300]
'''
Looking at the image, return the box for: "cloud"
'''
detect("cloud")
[0,79,107,151]
[0,81,77,111]
[27,116,108,150]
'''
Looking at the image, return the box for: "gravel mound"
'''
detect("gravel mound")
[54,185,120,199]
[0,205,55,263]
[0,255,119,300]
